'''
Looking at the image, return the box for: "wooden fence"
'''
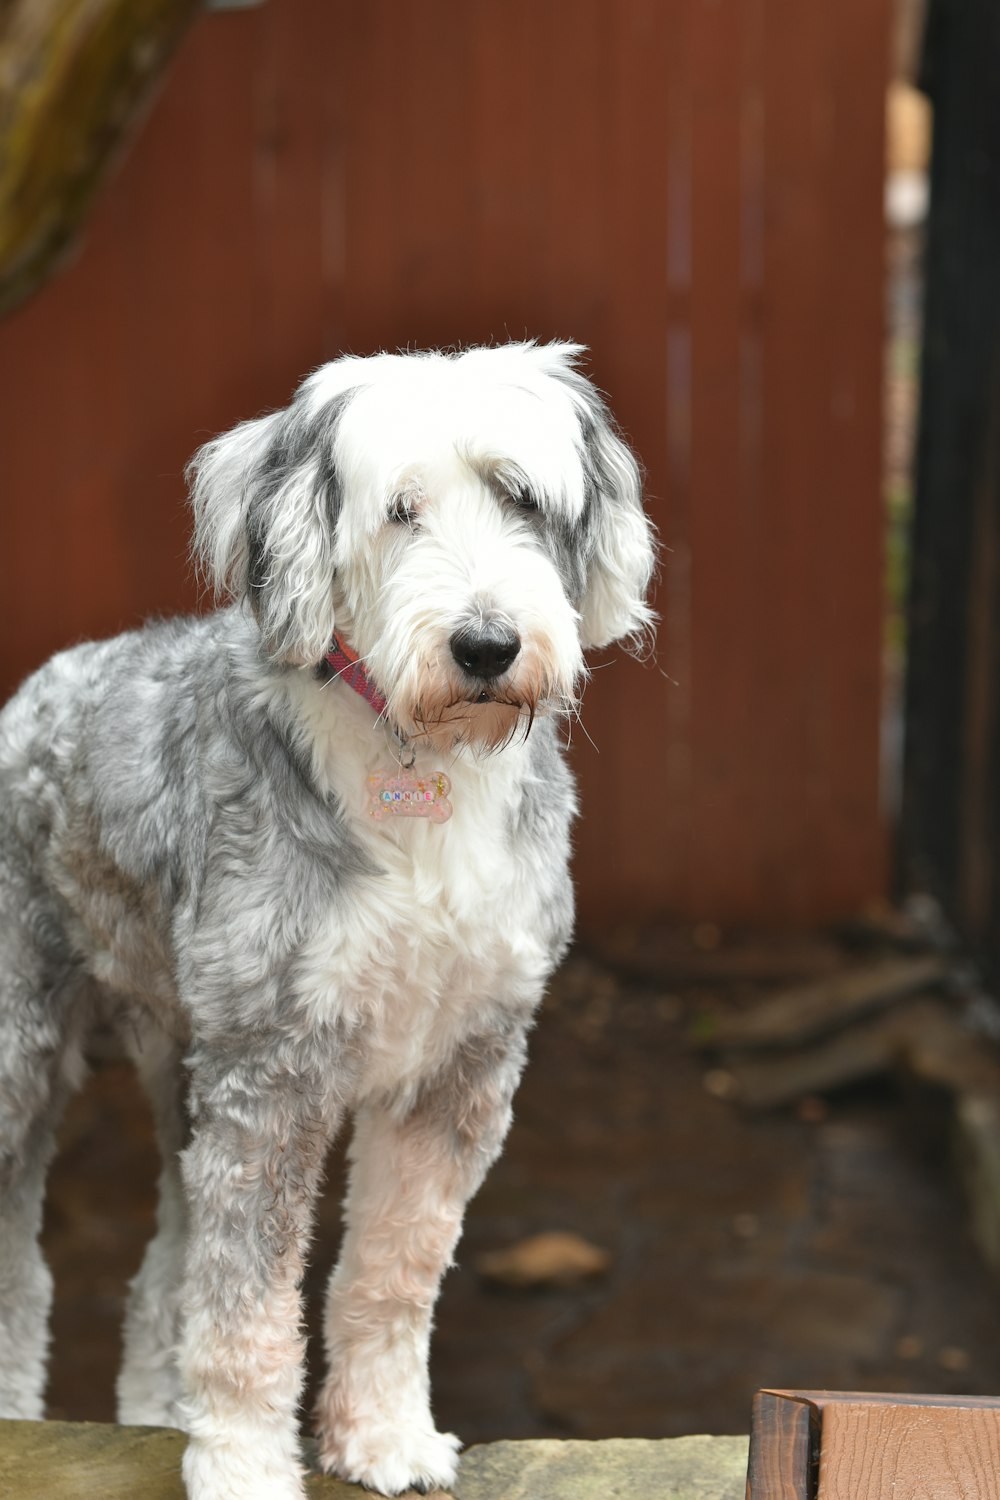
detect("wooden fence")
[0,0,889,925]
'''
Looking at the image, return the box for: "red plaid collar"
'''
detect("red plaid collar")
[324,635,388,719]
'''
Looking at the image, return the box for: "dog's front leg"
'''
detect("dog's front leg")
[316,1024,528,1496]
[177,1048,337,1500]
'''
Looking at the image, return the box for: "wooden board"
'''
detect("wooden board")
[748,1391,1000,1499]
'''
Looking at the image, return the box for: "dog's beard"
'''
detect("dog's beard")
[389,652,573,753]
[413,700,529,753]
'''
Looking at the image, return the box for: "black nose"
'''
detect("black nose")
[450,622,521,680]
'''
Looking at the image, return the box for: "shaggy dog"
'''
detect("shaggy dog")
[0,342,654,1499]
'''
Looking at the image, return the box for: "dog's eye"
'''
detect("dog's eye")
[509,486,539,513]
[387,495,416,526]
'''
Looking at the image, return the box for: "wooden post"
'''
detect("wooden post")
[747,1391,1000,1499]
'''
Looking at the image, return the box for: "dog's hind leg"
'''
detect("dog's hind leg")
[117,1021,189,1428]
[316,1022,529,1497]
[0,883,86,1420]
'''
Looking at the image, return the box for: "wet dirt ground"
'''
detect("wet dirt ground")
[41,931,1000,1442]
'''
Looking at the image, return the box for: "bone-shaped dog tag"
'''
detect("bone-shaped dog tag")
[367,770,452,824]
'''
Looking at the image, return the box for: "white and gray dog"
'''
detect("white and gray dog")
[0,342,654,1499]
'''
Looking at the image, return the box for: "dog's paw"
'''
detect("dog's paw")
[182,1434,307,1500]
[317,1421,461,1496]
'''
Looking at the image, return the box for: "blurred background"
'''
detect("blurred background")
[4,0,1000,1450]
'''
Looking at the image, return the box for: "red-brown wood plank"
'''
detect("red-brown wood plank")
[815,0,890,915]
[687,0,752,916]
[570,0,679,920]
[750,0,836,920]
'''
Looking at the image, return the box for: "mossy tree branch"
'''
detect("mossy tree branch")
[0,0,201,317]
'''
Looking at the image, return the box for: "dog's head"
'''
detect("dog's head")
[190,343,655,750]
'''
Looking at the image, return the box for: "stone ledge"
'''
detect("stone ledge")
[0,1420,750,1499]
[457,1436,749,1499]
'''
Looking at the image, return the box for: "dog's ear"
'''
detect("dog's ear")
[189,392,352,665]
[575,399,656,652]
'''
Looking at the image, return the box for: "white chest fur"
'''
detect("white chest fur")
[286,678,556,1103]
